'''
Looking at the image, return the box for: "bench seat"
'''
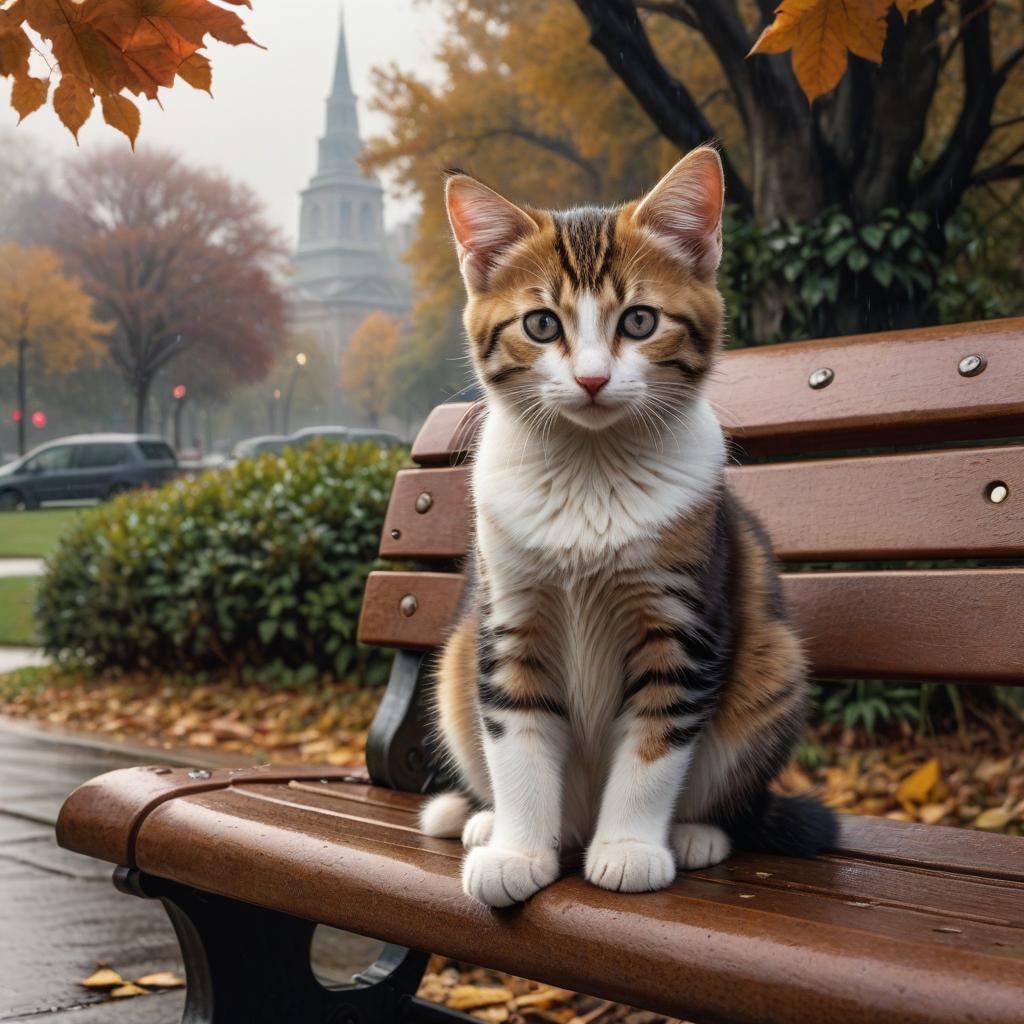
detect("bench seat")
[58,764,1024,1024]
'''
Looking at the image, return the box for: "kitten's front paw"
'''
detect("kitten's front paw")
[584,839,676,893]
[461,845,559,907]
[672,822,731,870]
[461,810,494,849]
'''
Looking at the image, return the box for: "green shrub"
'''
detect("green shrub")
[37,440,408,686]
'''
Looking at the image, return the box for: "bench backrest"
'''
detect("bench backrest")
[358,318,1024,786]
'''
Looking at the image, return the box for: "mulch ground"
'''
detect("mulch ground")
[3,670,1022,1023]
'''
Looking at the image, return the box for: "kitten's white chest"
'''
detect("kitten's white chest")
[473,397,725,571]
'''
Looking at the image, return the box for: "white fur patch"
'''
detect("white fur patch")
[474,395,724,567]
[462,810,495,849]
[672,822,731,870]
[419,792,470,838]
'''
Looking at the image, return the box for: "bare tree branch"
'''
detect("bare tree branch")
[915,0,1000,223]
[972,163,1024,184]
[572,0,753,210]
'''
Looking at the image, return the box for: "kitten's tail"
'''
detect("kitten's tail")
[724,791,838,858]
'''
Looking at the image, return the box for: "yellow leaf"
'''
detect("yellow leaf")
[447,986,514,1011]
[136,971,185,988]
[10,74,48,121]
[177,52,212,92]
[897,758,940,806]
[749,0,890,102]
[100,92,140,147]
[53,73,94,141]
[973,807,1012,831]
[80,967,125,990]
[110,983,148,998]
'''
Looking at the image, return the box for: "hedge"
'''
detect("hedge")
[36,440,407,686]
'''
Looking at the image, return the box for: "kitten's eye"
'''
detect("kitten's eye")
[619,306,658,340]
[523,309,562,343]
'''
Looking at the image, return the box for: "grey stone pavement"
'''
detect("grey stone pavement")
[0,722,384,1022]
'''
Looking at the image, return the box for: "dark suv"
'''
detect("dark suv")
[0,434,178,510]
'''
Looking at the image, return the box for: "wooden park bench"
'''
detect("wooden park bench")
[58,317,1024,1023]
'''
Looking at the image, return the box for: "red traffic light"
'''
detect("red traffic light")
[11,409,22,423]
[31,410,46,429]
[172,384,187,400]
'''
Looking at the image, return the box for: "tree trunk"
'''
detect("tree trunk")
[134,375,152,434]
[16,337,27,456]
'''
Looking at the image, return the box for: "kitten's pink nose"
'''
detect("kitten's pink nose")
[575,375,609,399]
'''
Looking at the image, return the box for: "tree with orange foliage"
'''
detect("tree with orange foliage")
[340,312,401,429]
[0,243,108,454]
[0,0,257,146]
[53,148,287,432]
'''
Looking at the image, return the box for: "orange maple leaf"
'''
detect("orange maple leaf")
[750,0,892,102]
[6,0,257,141]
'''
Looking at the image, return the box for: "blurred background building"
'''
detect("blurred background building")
[289,12,410,417]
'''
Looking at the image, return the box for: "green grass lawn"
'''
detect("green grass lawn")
[0,509,80,558]
[0,576,39,646]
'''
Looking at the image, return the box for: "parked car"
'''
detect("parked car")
[226,434,291,463]
[0,434,178,510]
[290,425,403,448]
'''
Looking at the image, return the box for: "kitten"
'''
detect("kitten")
[420,146,836,908]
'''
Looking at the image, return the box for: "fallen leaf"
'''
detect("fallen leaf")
[110,983,148,998]
[897,758,940,808]
[973,807,1012,831]
[80,967,125,989]
[136,971,185,988]
[448,986,514,1011]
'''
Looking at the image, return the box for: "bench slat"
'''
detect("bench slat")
[121,783,1023,1024]
[380,467,471,559]
[409,319,1024,462]
[711,317,1024,453]
[382,446,1023,561]
[358,568,1024,683]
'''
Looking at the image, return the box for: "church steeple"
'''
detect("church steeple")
[317,7,361,179]
[331,7,355,101]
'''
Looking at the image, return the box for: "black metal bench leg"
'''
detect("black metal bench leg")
[114,868,477,1024]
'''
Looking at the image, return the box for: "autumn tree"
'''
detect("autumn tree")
[52,148,287,432]
[368,0,1022,383]
[0,243,108,454]
[569,0,1023,335]
[340,312,401,428]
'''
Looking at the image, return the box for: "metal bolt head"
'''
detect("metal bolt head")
[390,528,401,540]
[808,367,834,390]
[958,354,986,377]
[187,768,211,780]
[399,594,418,617]
[986,481,1009,504]
[415,492,433,514]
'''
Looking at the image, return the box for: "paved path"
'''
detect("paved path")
[0,559,45,579]
[0,648,48,674]
[0,722,384,1021]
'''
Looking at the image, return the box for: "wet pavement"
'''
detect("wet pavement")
[0,722,384,1021]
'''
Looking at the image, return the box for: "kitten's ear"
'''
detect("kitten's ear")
[632,146,725,277]
[445,173,537,291]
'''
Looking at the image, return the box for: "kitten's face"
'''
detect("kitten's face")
[446,147,725,432]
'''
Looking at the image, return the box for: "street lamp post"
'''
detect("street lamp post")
[172,384,187,452]
[269,388,281,433]
[282,352,307,435]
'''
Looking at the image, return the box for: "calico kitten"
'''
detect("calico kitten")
[420,146,836,908]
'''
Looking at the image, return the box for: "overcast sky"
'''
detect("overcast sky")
[0,0,445,243]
